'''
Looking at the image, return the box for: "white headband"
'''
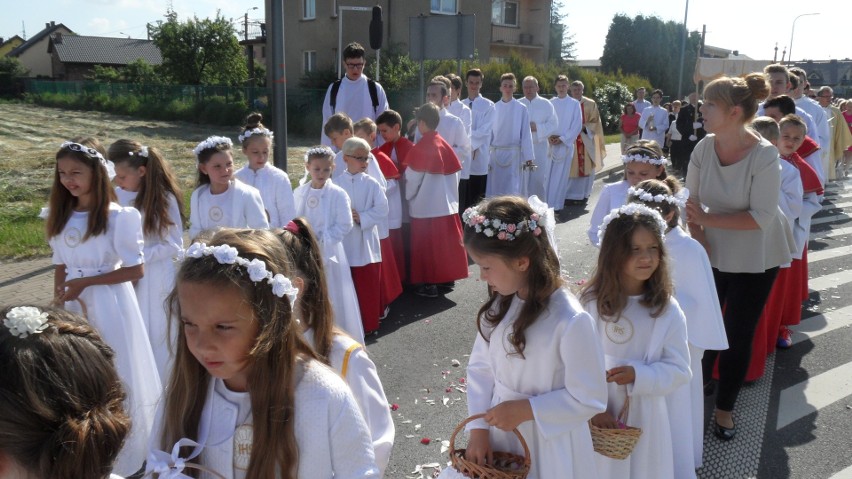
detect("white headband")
[239,127,274,144]
[60,141,116,179]
[183,242,299,307]
[622,152,669,166]
[598,203,668,247]
[627,186,689,208]
[193,136,233,162]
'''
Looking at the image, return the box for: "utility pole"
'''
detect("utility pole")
[270,0,288,169]
[676,0,690,100]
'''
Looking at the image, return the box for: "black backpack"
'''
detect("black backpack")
[330,78,379,114]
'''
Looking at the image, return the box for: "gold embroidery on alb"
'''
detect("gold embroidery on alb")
[605,318,634,344]
[233,424,253,470]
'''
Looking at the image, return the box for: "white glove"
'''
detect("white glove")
[693,122,703,129]
[689,135,697,141]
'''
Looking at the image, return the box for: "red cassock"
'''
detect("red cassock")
[406,131,469,284]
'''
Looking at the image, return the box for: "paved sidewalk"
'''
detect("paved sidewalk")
[0,142,626,307]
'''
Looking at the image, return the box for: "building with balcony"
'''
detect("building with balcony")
[269,0,553,82]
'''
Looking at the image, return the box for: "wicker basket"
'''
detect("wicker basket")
[589,396,642,460]
[448,414,531,479]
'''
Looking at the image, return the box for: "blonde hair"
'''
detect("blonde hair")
[703,73,769,123]
[163,228,317,478]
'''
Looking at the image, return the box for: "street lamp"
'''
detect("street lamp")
[788,12,819,64]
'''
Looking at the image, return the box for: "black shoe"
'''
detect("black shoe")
[437,281,455,293]
[415,284,439,298]
[713,420,736,441]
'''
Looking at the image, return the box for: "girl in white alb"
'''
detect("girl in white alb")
[277,217,394,477]
[588,141,668,246]
[293,146,365,345]
[582,204,691,479]
[189,136,268,239]
[460,196,608,479]
[627,179,728,476]
[147,229,379,479]
[234,113,297,227]
[46,140,161,477]
[110,139,184,382]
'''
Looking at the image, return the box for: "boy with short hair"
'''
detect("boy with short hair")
[353,118,404,303]
[324,112,387,188]
[404,103,468,298]
[464,68,495,205]
[486,72,535,197]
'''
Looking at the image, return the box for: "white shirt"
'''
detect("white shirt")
[321,75,389,146]
[465,94,496,176]
[639,105,669,146]
[336,171,388,266]
[633,98,651,115]
[520,94,559,146]
[234,164,296,228]
[189,180,269,239]
[115,188,183,263]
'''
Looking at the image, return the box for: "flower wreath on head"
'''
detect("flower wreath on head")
[60,141,116,180]
[182,242,299,307]
[304,146,335,162]
[239,127,274,144]
[461,196,555,241]
[4,306,50,339]
[621,151,669,166]
[627,186,689,208]
[192,136,233,162]
[597,203,668,247]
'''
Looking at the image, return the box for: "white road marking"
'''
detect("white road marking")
[776,361,852,430]
[791,305,852,345]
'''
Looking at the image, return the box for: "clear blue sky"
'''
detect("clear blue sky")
[3,0,848,63]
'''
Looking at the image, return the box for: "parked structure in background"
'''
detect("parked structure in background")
[47,34,162,81]
[0,35,24,57]
[269,0,553,82]
[7,21,73,77]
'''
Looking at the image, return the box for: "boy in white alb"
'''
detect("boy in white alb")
[337,138,389,334]
[548,75,583,210]
[446,73,474,211]
[487,73,535,197]
[464,68,495,206]
[639,89,669,147]
[519,75,558,200]
[325,113,388,190]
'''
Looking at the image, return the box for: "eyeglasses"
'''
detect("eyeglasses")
[345,62,365,69]
[346,154,370,162]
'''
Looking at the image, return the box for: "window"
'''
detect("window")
[492,1,518,27]
[303,0,316,20]
[303,51,316,74]
[431,0,458,15]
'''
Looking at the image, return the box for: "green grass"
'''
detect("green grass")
[605,133,621,145]
[0,204,50,258]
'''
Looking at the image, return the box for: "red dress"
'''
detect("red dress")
[372,148,403,307]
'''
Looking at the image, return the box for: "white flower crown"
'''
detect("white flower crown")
[60,141,116,180]
[627,186,689,208]
[621,152,669,166]
[597,203,668,247]
[192,136,233,160]
[4,306,50,338]
[239,127,274,144]
[183,242,299,307]
[304,146,335,162]
[461,206,542,241]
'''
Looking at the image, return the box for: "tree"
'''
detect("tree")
[150,9,248,85]
[594,81,633,133]
[549,1,577,61]
[600,14,700,99]
[0,57,29,97]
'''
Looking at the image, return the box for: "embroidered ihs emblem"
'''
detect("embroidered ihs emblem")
[233,424,253,470]
[307,195,320,209]
[63,227,82,248]
[209,206,224,222]
[605,318,634,344]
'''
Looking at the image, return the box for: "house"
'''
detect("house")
[48,34,162,81]
[7,22,73,77]
[0,35,25,57]
[270,0,553,82]
[792,59,852,98]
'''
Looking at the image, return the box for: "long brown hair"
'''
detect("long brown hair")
[164,228,317,479]
[108,139,186,237]
[463,196,562,358]
[580,210,673,321]
[0,305,130,479]
[46,137,117,240]
[274,218,337,362]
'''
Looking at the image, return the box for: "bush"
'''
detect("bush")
[593,81,634,134]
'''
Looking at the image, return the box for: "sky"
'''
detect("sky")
[2,0,849,63]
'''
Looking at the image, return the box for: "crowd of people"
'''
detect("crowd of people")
[2,39,852,478]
